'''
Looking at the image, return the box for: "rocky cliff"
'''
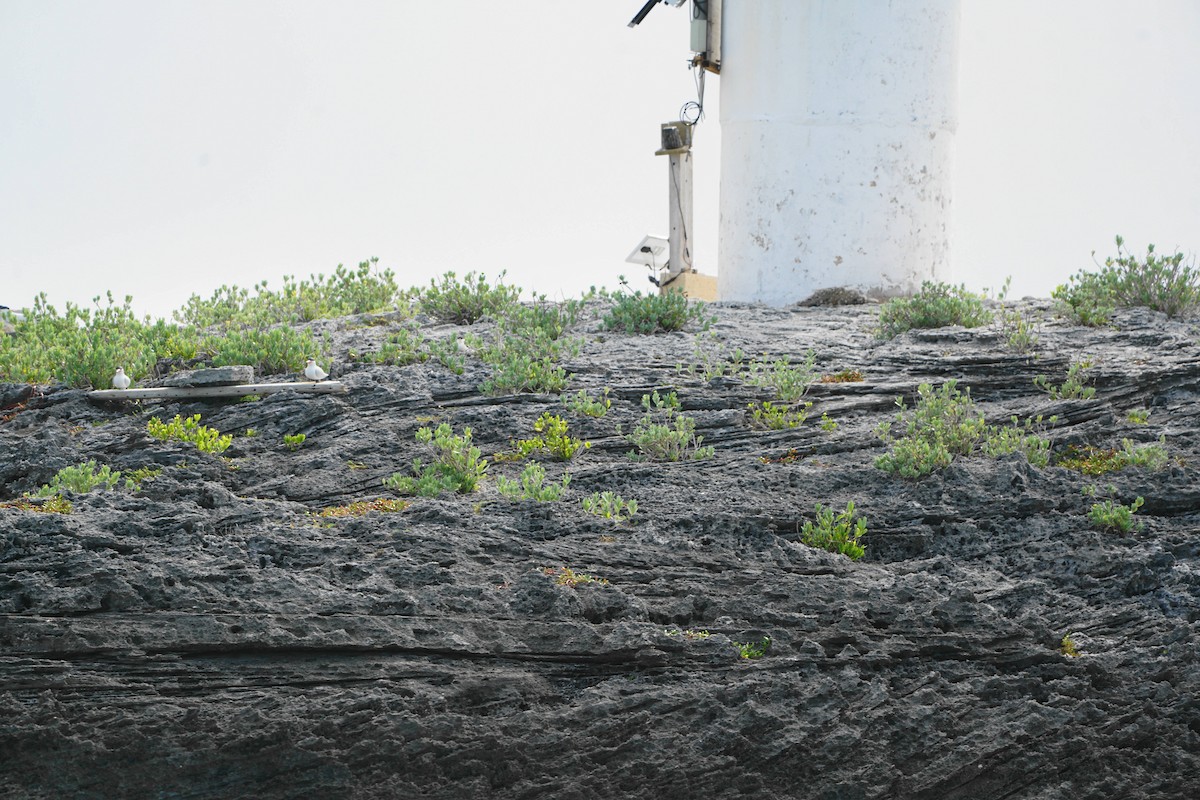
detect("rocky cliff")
[2,300,1198,799]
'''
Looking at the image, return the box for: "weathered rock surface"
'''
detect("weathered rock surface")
[2,300,1198,799]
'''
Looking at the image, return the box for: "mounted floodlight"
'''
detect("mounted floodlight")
[625,235,670,269]
[628,0,686,28]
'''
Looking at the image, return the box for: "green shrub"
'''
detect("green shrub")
[628,391,714,461]
[602,283,712,334]
[497,413,588,462]
[480,350,572,395]
[1056,437,1169,475]
[175,259,402,328]
[800,502,867,560]
[284,433,306,451]
[733,637,771,660]
[876,281,992,340]
[201,326,324,375]
[1089,496,1144,533]
[1034,359,1096,400]
[496,462,570,502]
[677,334,745,382]
[546,566,608,588]
[1054,236,1200,325]
[561,388,611,418]
[501,293,587,341]
[34,461,121,497]
[581,491,638,522]
[421,270,520,324]
[384,424,487,496]
[1126,408,1150,425]
[361,324,429,366]
[875,381,987,477]
[981,416,1055,468]
[989,277,1041,354]
[744,350,817,402]
[747,400,812,430]
[0,496,73,514]
[148,414,232,454]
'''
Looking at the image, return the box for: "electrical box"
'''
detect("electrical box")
[690,0,721,73]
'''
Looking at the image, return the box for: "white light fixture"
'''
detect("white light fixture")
[625,235,670,269]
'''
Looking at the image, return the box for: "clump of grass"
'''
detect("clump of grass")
[1053,236,1200,325]
[546,566,609,588]
[747,400,812,430]
[1055,437,1169,475]
[383,424,487,496]
[148,414,233,454]
[820,369,864,384]
[876,281,992,340]
[561,388,611,418]
[420,270,520,324]
[1034,359,1096,400]
[800,502,867,560]
[602,279,713,334]
[317,498,409,517]
[1089,496,1145,533]
[627,390,714,461]
[581,491,638,522]
[496,462,571,502]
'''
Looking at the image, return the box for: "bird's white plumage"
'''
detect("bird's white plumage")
[303,359,328,381]
[112,367,131,390]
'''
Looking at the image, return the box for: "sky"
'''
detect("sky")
[2,1,1198,321]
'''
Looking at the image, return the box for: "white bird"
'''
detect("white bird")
[111,367,131,390]
[303,359,328,381]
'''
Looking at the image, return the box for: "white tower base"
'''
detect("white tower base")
[717,1,961,305]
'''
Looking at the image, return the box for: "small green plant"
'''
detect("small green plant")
[733,636,771,660]
[602,279,713,334]
[147,414,233,454]
[800,502,867,560]
[546,566,609,588]
[1089,496,1145,533]
[819,413,838,432]
[361,323,429,366]
[561,388,611,418]
[981,415,1056,468]
[581,491,638,522]
[284,433,307,451]
[34,461,121,497]
[496,462,571,502]
[876,281,992,340]
[384,424,488,496]
[346,460,369,470]
[123,466,162,491]
[627,391,714,461]
[421,270,520,324]
[1060,634,1080,658]
[747,400,812,430]
[480,350,572,395]
[244,428,258,437]
[677,334,745,382]
[498,413,589,462]
[744,350,817,402]
[1034,359,1096,400]
[1126,408,1150,425]
[1053,236,1200,325]
[985,276,1042,354]
[317,498,408,517]
[664,629,711,640]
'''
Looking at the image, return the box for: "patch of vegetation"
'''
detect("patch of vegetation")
[1055,438,1169,475]
[317,498,409,517]
[561,388,611,418]
[876,281,992,340]
[0,496,73,514]
[677,334,744,382]
[988,277,1041,354]
[420,270,520,324]
[383,424,487,496]
[1034,359,1096,400]
[820,369,864,384]
[546,566,609,588]
[479,349,572,395]
[496,413,588,462]
[201,326,326,375]
[147,414,233,454]
[747,400,812,430]
[33,461,121,497]
[760,449,802,465]
[733,636,771,660]
[664,629,711,640]
[1053,236,1200,325]
[123,466,163,491]
[1126,408,1151,425]
[800,502,867,560]
[174,259,402,328]
[819,413,838,432]
[980,415,1056,468]
[581,491,638,522]
[744,350,817,403]
[1060,634,1080,658]
[496,462,571,502]
[359,323,429,366]
[1089,496,1145,533]
[602,280,713,334]
[627,391,714,461]
[284,433,306,451]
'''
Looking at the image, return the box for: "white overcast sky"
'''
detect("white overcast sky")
[2,1,1198,320]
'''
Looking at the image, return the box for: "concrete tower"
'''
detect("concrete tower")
[717,1,962,304]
